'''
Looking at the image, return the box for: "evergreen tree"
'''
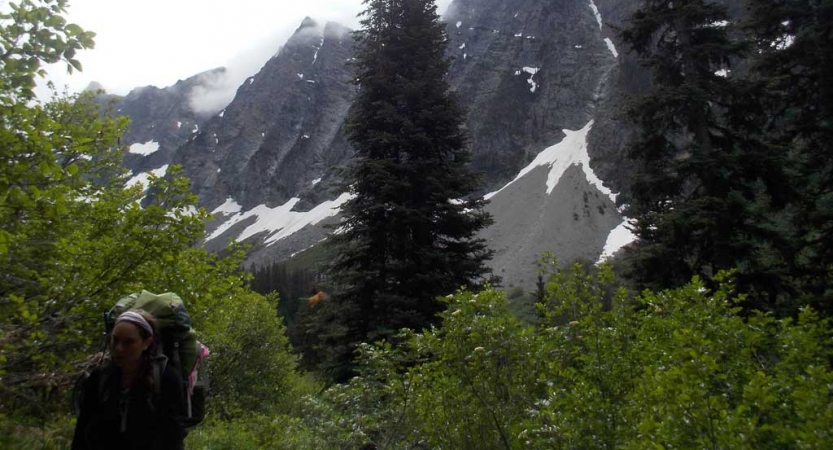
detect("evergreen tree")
[619,0,794,311]
[743,0,833,315]
[325,0,493,377]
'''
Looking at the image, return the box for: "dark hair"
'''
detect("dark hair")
[134,310,160,391]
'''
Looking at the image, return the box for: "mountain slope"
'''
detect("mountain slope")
[172,18,355,213]
[113,1,643,290]
[115,69,223,185]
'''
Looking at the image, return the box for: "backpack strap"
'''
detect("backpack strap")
[152,354,168,402]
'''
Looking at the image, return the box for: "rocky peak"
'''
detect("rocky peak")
[172,19,356,212]
[117,67,225,177]
[116,1,645,289]
[297,16,319,31]
[83,81,105,93]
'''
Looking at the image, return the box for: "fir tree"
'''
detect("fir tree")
[324,0,493,378]
[744,0,833,315]
[619,0,793,310]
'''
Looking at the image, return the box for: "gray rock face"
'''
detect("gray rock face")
[582,0,646,198]
[115,69,221,176]
[444,0,616,190]
[114,1,649,290]
[483,163,620,288]
[171,18,355,212]
[440,0,636,286]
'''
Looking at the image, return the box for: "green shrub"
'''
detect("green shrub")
[293,268,832,450]
[0,413,75,450]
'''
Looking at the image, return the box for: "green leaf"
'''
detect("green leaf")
[39,160,51,175]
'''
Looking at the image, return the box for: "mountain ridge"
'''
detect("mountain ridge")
[116,0,641,289]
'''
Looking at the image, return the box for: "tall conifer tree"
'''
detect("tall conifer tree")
[744,0,833,314]
[324,0,493,376]
[619,0,792,309]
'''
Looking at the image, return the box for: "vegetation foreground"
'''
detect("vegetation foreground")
[7,264,832,449]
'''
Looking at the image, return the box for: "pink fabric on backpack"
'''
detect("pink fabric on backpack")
[187,343,210,395]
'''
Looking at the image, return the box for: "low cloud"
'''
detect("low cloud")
[186,33,289,115]
[185,0,454,115]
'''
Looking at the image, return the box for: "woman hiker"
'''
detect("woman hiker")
[72,310,185,450]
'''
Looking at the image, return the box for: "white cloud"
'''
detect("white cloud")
[36,0,454,101]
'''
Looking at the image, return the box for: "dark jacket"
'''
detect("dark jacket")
[71,362,185,450]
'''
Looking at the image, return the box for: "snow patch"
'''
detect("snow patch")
[575,45,583,49]
[773,34,795,50]
[128,141,160,156]
[312,37,324,64]
[485,121,617,202]
[311,177,322,186]
[456,21,462,28]
[523,67,540,93]
[297,73,304,80]
[589,1,603,30]
[206,193,353,246]
[604,38,619,57]
[715,69,729,77]
[218,109,225,118]
[597,219,637,263]
[211,197,243,216]
[176,121,182,129]
[126,164,169,190]
[460,43,466,49]
[248,77,254,85]
[515,32,523,37]
[192,124,199,134]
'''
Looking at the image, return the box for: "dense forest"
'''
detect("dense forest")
[1,0,831,449]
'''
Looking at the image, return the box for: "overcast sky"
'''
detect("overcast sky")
[38,0,453,105]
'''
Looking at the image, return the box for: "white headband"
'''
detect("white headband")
[116,311,154,337]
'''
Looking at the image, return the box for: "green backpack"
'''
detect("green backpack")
[103,290,209,429]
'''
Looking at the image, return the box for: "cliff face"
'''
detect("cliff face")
[114,0,647,289]
[444,0,616,188]
[115,69,221,178]
[439,0,639,286]
[172,18,355,213]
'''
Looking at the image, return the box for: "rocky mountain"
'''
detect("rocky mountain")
[112,69,222,183]
[113,0,645,290]
[173,18,355,213]
[441,0,636,288]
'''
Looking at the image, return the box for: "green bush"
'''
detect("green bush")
[0,413,75,450]
[290,267,832,450]
[186,414,325,450]
[204,291,305,419]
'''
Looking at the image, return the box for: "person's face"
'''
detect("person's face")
[111,321,151,371]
